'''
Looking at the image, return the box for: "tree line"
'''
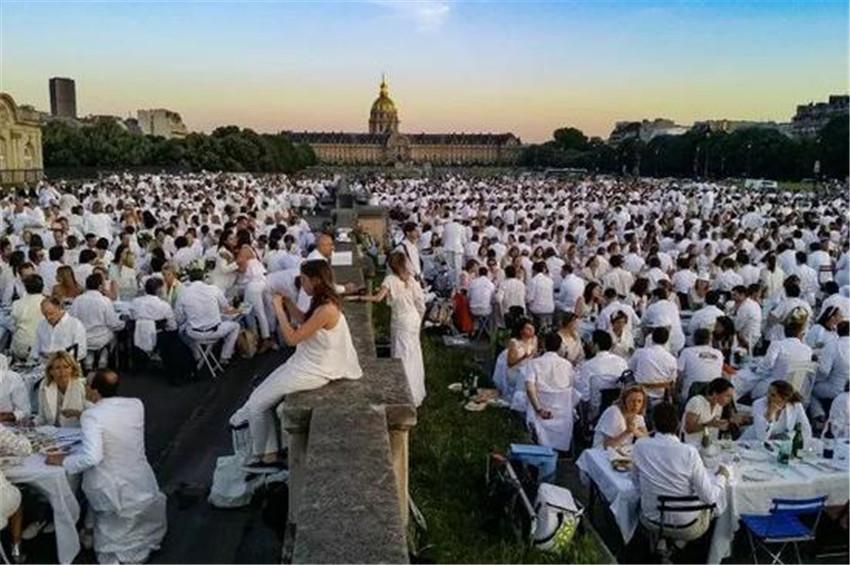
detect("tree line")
[42,119,317,173]
[520,115,849,181]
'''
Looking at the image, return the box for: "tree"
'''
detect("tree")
[820,115,849,179]
[552,127,588,151]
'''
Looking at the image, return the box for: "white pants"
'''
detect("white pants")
[245,281,273,340]
[185,321,240,362]
[230,364,329,456]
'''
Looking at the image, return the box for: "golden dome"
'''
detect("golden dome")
[369,75,399,134]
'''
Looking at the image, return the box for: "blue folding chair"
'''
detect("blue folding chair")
[740,496,827,564]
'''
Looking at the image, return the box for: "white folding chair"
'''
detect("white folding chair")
[783,361,818,405]
[194,336,225,379]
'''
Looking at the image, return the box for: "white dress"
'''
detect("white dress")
[383,274,426,407]
[240,253,272,339]
[231,312,362,456]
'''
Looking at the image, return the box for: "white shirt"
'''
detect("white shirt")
[467,276,495,316]
[688,305,724,336]
[557,273,585,313]
[828,392,850,439]
[593,404,645,448]
[496,277,526,314]
[734,298,762,348]
[174,281,227,330]
[526,273,555,315]
[575,351,628,416]
[742,397,812,445]
[816,336,850,396]
[528,352,573,391]
[602,267,634,298]
[10,293,44,359]
[759,337,812,383]
[681,395,723,446]
[633,433,726,525]
[0,370,30,422]
[31,312,87,361]
[69,290,125,350]
[629,344,678,398]
[677,345,723,399]
[38,260,63,292]
[131,294,177,331]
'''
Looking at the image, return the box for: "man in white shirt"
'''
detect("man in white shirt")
[556,264,585,314]
[69,273,126,367]
[526,332,575,418]
[732,285,762,353]
[602,255,634,298]
[630,327,678,402]
[441,214,465,280]
[735,318,813,401]
[10,274,46,360]
[83,202,113,240]
[174,270,241,365]
[713,258,743,292]
[526,262,555,328]
[48,370,167,564]
[0,363,30,424]
[496,265,526,317]
[575,330,628,419]
[811,321,850,420]
[680,378,737,446]
[643,288,685,354]
[31,298,87,363]
[688,291,725,340]
[677,329,724,401]
[467,267,495,318]
[38,246,64,292]
[633,403,728,547]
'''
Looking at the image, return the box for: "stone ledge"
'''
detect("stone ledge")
[293,405,409,564]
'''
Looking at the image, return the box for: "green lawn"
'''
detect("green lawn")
[407,333,605,564]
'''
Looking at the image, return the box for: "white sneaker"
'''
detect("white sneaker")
[21,520,47,540]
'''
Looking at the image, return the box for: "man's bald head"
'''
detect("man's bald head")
[91,369,120,399]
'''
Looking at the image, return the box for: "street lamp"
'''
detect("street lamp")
[746,142,753,178]
[703,132,710,178]
[693,145,701,178]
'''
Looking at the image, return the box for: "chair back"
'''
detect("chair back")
[657,495,716,540]
[782,361,817,404]
[65,343,79,360]
[770,496,827,516]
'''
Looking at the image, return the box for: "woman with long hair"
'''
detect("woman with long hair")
[741,380,812,444]
[593,385,648,448]
[575,281,602,321]
[209,229,239,295]
[229,260,362,464]
[236,229,275,354]
[356,251,426,406]
[109,244,139,301]
[51,265,82,304]
[35,352,88,427]
[556,312,584,365]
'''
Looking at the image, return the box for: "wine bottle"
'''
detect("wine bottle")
[791,422,803,459]
[823,423,835,460]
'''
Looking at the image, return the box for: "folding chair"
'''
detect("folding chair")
[194,336,225,379]
[740,496,827,564]
[650,495,717,564]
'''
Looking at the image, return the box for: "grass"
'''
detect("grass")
[406,333,606,564]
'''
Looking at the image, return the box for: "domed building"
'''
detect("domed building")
[287,76,521,166]
[368,77,399,135]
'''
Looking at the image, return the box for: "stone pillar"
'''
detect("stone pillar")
[388,427,411,528]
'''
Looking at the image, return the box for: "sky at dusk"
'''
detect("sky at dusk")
[1,0,847,142]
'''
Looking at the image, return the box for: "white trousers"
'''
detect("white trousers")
[230,364,329,456]
[185,321,241,361]
[245,281,273,339]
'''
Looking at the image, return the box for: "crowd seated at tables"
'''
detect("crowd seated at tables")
[365,173,850,559]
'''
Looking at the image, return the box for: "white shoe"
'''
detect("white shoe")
[21,520,47,540]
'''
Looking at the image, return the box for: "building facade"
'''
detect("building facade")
[49,77,77,118]
[137,108,189,139]
[608,118,689,145]
[287,78,521,165]
[792,95,849,138]
[0,93,44,185]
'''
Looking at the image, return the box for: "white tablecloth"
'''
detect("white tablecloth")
[5,430,82,564]
[576,441,850,563]
[576,448,641,542]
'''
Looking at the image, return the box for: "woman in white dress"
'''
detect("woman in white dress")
[593,385,648,449]
[108,244,139,301]
[357,252,426,406]
[230,259,362,463]
[35,351,88,427]
[236,229,275,354]
[209,229,239,296]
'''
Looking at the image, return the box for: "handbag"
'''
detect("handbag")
[236,329,258,359]
[532,483,584,553]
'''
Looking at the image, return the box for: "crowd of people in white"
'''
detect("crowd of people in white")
[0,170,845,561]
[0,172,356,562]
[365,174,850,549]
